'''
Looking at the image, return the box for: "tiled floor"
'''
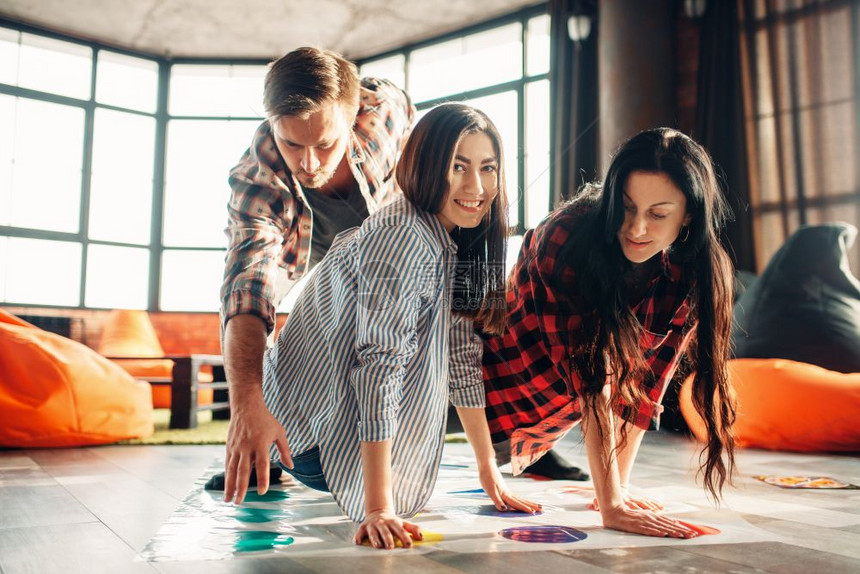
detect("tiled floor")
[1,430,858,573]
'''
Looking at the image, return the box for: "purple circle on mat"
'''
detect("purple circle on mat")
[474,505,542,518]
[499,525,587,544]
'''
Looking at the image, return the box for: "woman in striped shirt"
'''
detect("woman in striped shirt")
[483,128,737,539]
[262,103,541,549]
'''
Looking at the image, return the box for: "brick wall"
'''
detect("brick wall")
[1,306,287,355]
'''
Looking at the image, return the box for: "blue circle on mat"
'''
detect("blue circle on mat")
[447,487,489,498]
[499,525,587,543]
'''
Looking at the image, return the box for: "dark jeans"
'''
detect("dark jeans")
[278,446,330,492]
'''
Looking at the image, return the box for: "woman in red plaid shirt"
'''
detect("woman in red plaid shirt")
[483,128,736,539]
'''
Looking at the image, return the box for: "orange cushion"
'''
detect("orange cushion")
[97,309,174,379]
[0,310,153,447]
[680,358,860,452]
[98,309,165,356]
[111,357,175,379]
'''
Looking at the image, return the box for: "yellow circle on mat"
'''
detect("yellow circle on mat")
[361,530,444,547]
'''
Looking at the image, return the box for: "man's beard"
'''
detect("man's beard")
[296,169,335,190]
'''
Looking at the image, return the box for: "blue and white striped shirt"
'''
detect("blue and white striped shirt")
[262,197,485,522]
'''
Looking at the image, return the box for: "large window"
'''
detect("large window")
[162,63,267,312]
[0,25,162,311]
[1,8,550,311]
[0,21,269,312]
[0,96,85,233]
[359,7,551,274]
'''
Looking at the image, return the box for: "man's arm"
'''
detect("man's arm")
[220,122,295,504]
[222,314,292,504]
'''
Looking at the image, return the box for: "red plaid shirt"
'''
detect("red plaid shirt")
[220,78,415,334]
[482,203,696,475]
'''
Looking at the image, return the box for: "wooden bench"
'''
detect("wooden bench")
[108,354,229,429]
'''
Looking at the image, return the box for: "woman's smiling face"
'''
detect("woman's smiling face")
[435,132,499,232]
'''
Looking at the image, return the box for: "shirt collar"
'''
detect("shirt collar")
[416,204,457,254]
[348,132,365,165]
[661,249,683,282]
[639,251,682,289]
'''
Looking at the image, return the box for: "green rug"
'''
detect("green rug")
[117,414,469,446]
[118,409,229,445]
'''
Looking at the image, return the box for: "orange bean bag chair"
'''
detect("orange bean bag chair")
[0,310,154,447]
[680,358,860,452]
[97,310,213,409]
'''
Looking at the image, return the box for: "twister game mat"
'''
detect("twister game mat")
[139,443,775,562]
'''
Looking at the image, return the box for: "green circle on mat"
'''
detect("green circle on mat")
[242,490,290,502]
[234,531,295,552]
[235,507,290,523]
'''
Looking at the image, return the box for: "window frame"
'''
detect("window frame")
[0,20,271,312]
[356,4,550,237]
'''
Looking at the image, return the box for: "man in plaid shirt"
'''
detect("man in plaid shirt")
[217,47,414,503]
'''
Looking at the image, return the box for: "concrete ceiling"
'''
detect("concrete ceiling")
[0,0,544,61]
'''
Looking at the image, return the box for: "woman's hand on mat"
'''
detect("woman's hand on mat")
[353,509,423,549]
[478,462,543,514]
[600,505,698,538]
[224,398,291,504]
[589,488,664,513]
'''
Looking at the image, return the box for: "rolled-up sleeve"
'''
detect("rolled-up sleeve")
[448,314,485,408]
[220,171,288,336]
[350,225,429,442]
[355,78,416,204]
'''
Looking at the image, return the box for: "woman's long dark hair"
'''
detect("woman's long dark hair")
[543,128,736,500]
[395,103,509,335]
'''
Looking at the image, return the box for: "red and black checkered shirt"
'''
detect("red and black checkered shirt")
[482,203,696,475]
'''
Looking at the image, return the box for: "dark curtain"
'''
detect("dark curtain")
[694,0,757,271]
[735,0,860,276]
[549,0,599,205]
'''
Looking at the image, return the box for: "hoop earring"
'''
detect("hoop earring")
[680,226,690,243]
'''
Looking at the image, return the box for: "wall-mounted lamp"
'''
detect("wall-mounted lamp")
[684,0,707,19]
[567,14,592,42]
